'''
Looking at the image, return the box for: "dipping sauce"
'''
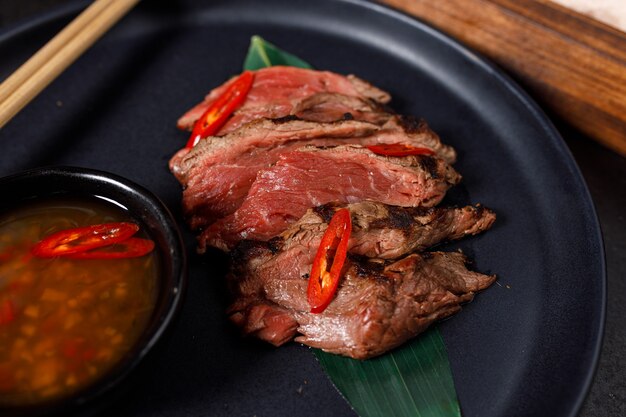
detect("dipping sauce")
[0,196,159,407]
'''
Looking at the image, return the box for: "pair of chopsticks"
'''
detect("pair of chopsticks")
[0,0,140,129]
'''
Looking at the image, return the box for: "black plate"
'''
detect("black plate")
[0,1,605,416]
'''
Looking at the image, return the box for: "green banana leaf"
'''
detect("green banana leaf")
[314,329,461,417]
[242,36,461,417]
[243,35,313,71]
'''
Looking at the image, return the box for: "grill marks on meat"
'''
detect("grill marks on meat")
[281,201,496,259]
[176,66,391,133]
[199,146,461,252]
[226,202,495,357]
[386,116,456,164]
[295,252,494,358]
[228,248,495,359]
[292,93,392,125]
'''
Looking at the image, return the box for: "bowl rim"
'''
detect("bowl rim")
[0,165,187,414]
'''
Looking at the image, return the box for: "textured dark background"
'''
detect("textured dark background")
[0,1,624,416]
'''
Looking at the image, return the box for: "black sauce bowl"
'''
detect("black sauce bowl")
[0,166,187,416]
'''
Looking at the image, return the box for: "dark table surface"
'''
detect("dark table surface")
[0,1,624,417]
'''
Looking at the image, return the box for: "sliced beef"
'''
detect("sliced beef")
[277,201,496,259]
[170,116,382,182]
[169,66,496,360]
[170,118,381,230]
[200,145,461,252]
[382,115,456,164]
[228,249,495,359]
[177,66,391,132]
[170,115,456,231]
[292,93,391,125]
[172,111,453,184]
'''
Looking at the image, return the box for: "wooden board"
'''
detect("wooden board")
[381,0,626,156]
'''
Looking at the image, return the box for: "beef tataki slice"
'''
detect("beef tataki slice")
[170,116,456,231]
[177,66,391,132]
[292,93,392,126]
[170,118,381,230]
[278,201,496,259]
[294,252,495,359]
[171,112,454,184]
[170,116,381,182]
[381,115,456,164]
[228,249,495,359]
[200,145,461,252]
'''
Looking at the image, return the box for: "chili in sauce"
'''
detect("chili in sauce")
[0,197,159,407]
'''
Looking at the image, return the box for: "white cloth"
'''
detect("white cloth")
[551,0,626,32]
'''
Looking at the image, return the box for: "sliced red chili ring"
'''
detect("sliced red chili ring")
[66,237,154,259]
[31,222,139,258]
[366,143,436,157]
[307,208,352,314]
[186,71,255,148]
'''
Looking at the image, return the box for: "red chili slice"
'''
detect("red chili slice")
[66,238,154,259]
[32,222,139,258]
[366,143,436,157]
[307,208,352,314]
[186,71,255,148]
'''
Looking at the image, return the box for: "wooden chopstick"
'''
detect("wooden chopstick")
[0,0,112,103]
[0,0,140,129]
